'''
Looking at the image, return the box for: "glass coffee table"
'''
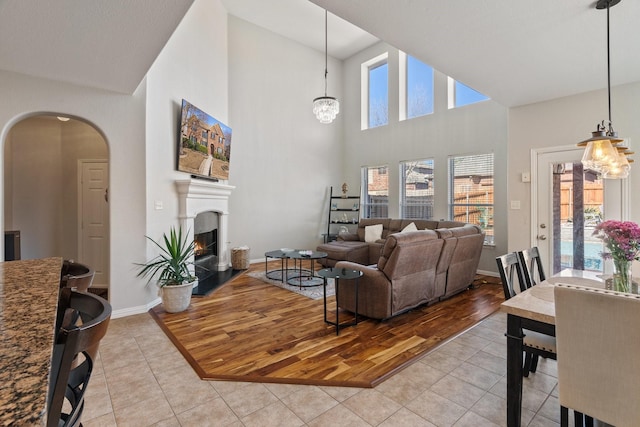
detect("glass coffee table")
[317,267,363,335]
[264,249,295,282]
[285,250,328,289]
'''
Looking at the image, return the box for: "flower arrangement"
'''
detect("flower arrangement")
[593,220,640,292]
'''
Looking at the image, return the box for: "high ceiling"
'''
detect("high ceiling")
[1,0,638,107]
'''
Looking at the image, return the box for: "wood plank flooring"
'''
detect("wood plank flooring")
[150,261,504,388]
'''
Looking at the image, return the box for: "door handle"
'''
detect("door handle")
[537,235,547,240]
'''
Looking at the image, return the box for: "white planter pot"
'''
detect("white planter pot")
[159,281,194,313]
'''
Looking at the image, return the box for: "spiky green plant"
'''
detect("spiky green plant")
[136,226,196,287]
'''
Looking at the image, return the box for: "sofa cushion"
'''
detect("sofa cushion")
[364,224,383,243]
[317,241,369,267]
[401,222,418,232]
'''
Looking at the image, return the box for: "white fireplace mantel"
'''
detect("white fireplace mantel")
[176,179,235,271]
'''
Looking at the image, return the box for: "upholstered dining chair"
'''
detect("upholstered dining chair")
[496,253,556,377]
[47,288,111,427]
[518,246,546,288]
[555,284,640,427]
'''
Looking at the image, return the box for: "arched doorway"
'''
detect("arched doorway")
[3,114,110,295]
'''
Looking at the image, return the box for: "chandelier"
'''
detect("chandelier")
[313,10,339,124]
[578,0,631,179]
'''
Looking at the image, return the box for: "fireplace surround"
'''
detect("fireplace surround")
[176,179,235,272]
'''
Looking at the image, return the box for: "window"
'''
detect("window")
[448,153,494,245]
[361,53,388,129]
[400,53,434,120]
[447,77,489,108]
[400,159,434,219]
[361,165,389,218]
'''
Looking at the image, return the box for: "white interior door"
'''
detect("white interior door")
[534,146,627,275]
[79,160,109,287]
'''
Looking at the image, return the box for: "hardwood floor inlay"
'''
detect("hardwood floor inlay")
[149,262,504,387]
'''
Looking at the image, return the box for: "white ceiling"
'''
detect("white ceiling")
[1,0,638,107]
[0,0,194,94]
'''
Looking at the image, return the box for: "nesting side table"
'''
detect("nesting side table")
[317,267,363,335]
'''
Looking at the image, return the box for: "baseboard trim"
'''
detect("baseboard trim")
[111,297,161,319]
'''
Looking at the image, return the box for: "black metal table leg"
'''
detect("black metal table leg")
[506,313,524,427]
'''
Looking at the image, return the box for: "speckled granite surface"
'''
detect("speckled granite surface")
[0,257,62,427]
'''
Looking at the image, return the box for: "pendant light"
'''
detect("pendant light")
[578,0,631,179]
[313,9,339,124]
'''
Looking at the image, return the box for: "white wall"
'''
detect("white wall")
[144,0,229,244]
[0,70,147,314]
[4,117,107,260]
[226,16,343,257]
[508,82,640,253]
[4,118,63,259]
[341,42,509,272]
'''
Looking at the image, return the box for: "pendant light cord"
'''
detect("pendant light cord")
[606,2,612,129]
[324,9,328,96]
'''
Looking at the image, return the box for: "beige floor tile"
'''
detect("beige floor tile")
[449,361,503,391]
[318,385,362,402]
[405,389,467,427]
[105,363,165,412]
[523,371,558,395]
[151,416,181,427]
[264,382,302,399]
[429,374,486,409]
[113,396,174,427]
[342,389,402,426]
[241,400,305,427]
[222,382,279,418]
[396,359,447,388]
[435,339,480,361]
[306,403,371,427]
[375,369,431,406]
[279,385,338,422]
[453,410,502,427]
[210,380,252,396]
[175,397,240,427]
[80,311,568,427]
[419,349,465,373]
[454,332,493,350]
[82,411,117,427]
[377,407,436,427]
[82,371,113,422]
[466,350,507,375]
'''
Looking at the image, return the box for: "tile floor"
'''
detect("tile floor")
[82,311,568,427]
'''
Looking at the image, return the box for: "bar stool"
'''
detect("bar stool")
[60,260,95,292]
[47,288,111,427]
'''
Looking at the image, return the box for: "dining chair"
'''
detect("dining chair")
[518,247,546,288]
[496,253,556,377]
[555,284,640,427]
[47,288,111,427]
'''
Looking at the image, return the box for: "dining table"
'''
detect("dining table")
[0,257,63,426]
[500,268,609,427]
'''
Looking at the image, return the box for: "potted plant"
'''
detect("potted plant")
[136,226,197,313]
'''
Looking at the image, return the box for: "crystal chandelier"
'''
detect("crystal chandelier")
[578,0,631,179]
[313,10,339,124]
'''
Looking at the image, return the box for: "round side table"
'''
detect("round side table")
[317,267,363,335]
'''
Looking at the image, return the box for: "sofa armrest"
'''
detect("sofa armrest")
[335,261,385,281]
[337,233,360,241]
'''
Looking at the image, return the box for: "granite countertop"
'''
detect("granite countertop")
[0,257,63,427]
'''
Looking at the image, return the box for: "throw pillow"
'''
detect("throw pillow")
[401,222,418,233]
[364,224,383,243]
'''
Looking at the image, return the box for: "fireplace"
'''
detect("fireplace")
[194,229,217,258]
[176,179,235,273]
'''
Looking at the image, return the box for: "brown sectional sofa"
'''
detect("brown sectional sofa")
[317,218,485,319]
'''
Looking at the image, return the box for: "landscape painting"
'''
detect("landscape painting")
[178,99,232,181]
